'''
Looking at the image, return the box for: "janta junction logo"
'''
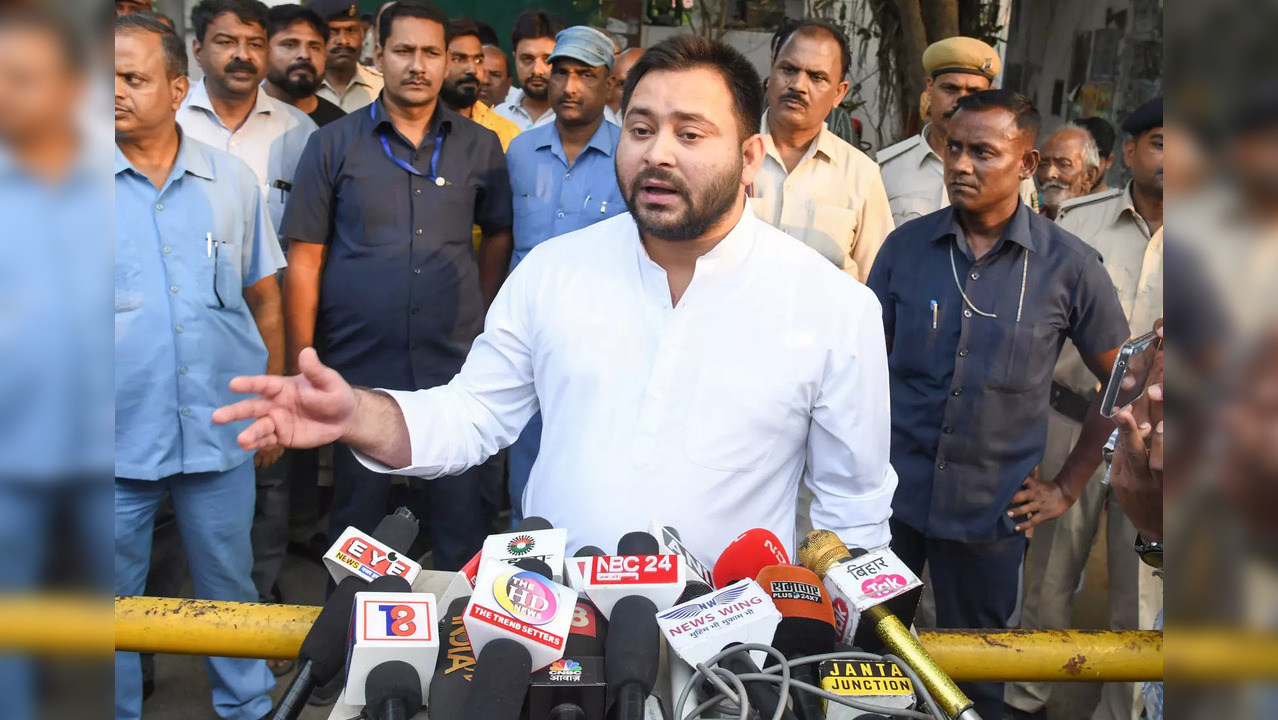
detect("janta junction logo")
[507,534,536,556]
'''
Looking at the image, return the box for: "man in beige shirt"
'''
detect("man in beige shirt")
[1007,97,1164,720]
[878,37,1038,227]
[748,19,893,282]
[312,0,383,112]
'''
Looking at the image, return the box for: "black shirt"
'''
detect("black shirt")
[866,203,1130,541]
[308,96,346,127]
[280,98,513,390]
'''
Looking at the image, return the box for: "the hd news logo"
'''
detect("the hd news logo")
[361,598,434,642]
[589,555,677,584]
[338,536,414,581]
[494,570,560,625]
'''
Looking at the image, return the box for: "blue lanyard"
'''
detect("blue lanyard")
[370,100,449,186]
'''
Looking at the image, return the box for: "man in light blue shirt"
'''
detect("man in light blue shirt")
[501,26,627,522]
[114,14,285,720]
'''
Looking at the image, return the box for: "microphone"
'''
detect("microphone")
[580,533,684,620]
[343,581,437,706]
[798,531,977,720]
[604,594,660,720]
[464,638,533,720]
[656,578,780,667]
[565,545,605,594]
[757,564,836,720]
[516,515,555,532]
[616,531,659,556]
[363,660,422,720]
[323,507,423,585]
[527,594,608,720]
[463,557,576,671]
[718,641,798,720]
[818,657,917,719]
[712,527,790,589]
[651,523,716,590]
[272,574,409,720]
[428,596,475,720]
[481,520,569,583]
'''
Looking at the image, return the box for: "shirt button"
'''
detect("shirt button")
[413,268,422,275]
[564,172,571,180]
[937,460,947,470]
[162,246,172,254]
[411,308,419,315]
[557,211,565,219]
[1141,286,1150,294]
[415,189,422,196]
[415,228,423,236]
[180,407,191,417]
[175,324,184,334]
[951,387,962,397]
[169,284,179,293]
[155,202,164,211]
[958,349,968,357]
[963,308,972,318]
[943,425,954,434]
[179,366,188,375]
[970,271,980,280]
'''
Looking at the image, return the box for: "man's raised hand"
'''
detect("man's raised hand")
[213,348,358,451]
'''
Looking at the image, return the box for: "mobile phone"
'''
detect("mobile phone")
[1100,331,1161,418]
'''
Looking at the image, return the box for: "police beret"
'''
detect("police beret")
[923,37,1001,81]
[306,0,360,21]
[1121,96,1163,136]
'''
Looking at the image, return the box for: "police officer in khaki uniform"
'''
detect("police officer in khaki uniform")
[1006,97,1164,720]
[310,0,383,113]
[878,37,1038,227]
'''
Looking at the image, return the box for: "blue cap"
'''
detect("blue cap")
[1121,96,1162,136]
[549,26,615,70]
[305,0,360,20]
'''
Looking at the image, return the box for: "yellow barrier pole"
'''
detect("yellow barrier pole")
[111,597,1166,681]
[0,596,114,658]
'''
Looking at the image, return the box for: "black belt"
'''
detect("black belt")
[1050,381,1092,423]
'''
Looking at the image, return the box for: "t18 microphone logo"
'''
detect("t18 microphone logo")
[379,604,417,637]
[494,570,559,625]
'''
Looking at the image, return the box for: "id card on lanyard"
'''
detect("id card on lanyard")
[371,100,451,187]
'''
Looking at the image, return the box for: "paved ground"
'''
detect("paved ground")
[140,521,1123,720]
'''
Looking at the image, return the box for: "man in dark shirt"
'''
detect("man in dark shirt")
[280,0,513,572]
[866,89,1129,720]
[264,4,345,127]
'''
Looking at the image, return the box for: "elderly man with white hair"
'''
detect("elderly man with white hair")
[1036,122,1102,219]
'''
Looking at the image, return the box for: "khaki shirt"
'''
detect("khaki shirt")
[317,64,384,113]
[878,125,1038,227]
[749,116,895,282]
[1052,183,1163,395]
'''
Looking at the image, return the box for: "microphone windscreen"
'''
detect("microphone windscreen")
[756,565,835,625]
[664,526,682,541]
[366,574,413,594]
[512,557,554,578]
[574,545,606,558]
[712,528,790,589]
[564,599,607,656]
[676,581,713,605]
[616,531,659,556]
[365,661,422,717]
[300,576,363,679]
[514,516,554,532]
[464,639,533,720]
[604,595,659,692]
[429,597,474,720]
[372,507,420,556]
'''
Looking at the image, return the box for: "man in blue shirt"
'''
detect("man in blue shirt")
[114,15,285,720]
[500,26,626,523]
[866,90,1129,720]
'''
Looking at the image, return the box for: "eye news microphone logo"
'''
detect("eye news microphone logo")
[548,658,582,681]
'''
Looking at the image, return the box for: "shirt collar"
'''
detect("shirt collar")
[369,96,452,143]
[1114,181,1155,238]
[323,65,377,94]
[760,110,834,167]
[637,198,758,272]
[934,200,1038,254]
[114,127,215,182]
[188,79,273,121]
[918,124,941,165]
[536,118,617,159]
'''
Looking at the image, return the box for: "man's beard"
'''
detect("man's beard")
[267,64,321,97]
[522,77,549,101]
[440,76,479,109]
[621,159,742,242]
[1039,179,1076,208]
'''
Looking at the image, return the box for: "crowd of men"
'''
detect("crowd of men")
[107,0,1163,718]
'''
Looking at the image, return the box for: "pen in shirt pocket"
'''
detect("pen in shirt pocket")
[930,299,938,330]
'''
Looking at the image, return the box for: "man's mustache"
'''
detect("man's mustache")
[329,45,357,55]
[524,74,548,85]
[779,91,807,108]
[456,74,479,86]
[224,59,259,75]
[1040,179,1071,191]
[288,61,317,75]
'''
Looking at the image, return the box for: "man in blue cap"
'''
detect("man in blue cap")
[498,25,627,524]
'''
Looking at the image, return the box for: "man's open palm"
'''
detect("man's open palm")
[213,348,357,451]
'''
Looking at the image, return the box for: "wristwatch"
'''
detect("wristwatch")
[1134,534,1163,571]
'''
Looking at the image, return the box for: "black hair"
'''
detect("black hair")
[0,6,86,73]
[474,20,499,47]
[447,15,480,44]
[949,88,1041,143]
[509,9,565,52]
[267,4,329,42]
[771,18,851,80]
[621,35,764,143]
[116,11,188,78]
[190,0,269,43]
[1077,116,1116,159]
[378,0,450,48]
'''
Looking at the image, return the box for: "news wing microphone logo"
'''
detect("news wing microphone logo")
[323,526,423,586]
[463,558,575,672]
[655,579,780,667]
[343,591,438,706]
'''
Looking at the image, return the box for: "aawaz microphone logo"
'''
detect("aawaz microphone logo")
[494,570,559,625]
